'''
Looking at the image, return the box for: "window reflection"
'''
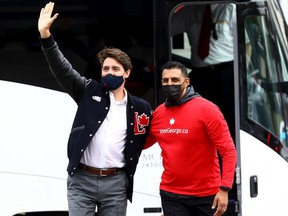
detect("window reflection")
[245,15,288,147]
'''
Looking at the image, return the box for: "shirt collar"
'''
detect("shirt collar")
[109,89,128,104]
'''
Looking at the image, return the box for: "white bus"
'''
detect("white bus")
[1,0,288,215]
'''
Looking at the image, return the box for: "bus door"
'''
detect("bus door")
[236,0,288,215]
[154,0,239,215]
[154,0,288,215]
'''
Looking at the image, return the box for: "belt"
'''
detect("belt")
[77,163,123,176]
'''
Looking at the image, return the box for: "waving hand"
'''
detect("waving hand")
[38,2,59,38]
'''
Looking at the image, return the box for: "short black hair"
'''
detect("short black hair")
[161,61,188,77]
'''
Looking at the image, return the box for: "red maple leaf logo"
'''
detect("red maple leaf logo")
[138,113,149,127]
[134,112,150,135]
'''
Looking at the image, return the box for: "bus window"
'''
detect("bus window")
[275,31,288,148]
[245,14,288,147]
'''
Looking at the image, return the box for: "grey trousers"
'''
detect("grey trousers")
[67,169,128,216]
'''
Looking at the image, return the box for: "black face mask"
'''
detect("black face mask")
[101,74,124,90]
[162,82,185,102]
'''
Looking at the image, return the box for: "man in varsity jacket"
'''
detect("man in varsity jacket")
[38,2,151,216]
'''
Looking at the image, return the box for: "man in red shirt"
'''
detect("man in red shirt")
[144,61,237,216]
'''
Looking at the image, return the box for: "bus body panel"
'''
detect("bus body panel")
[0,81,75,178]
[0,173,67,215]
[0,81,74,215]
[240,130,288,215]
[0,81,163,215]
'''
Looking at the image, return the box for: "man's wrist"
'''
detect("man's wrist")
[40,31,51,39]
[220,186,231,191]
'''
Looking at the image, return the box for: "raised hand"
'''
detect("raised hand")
[38,2,59,38]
